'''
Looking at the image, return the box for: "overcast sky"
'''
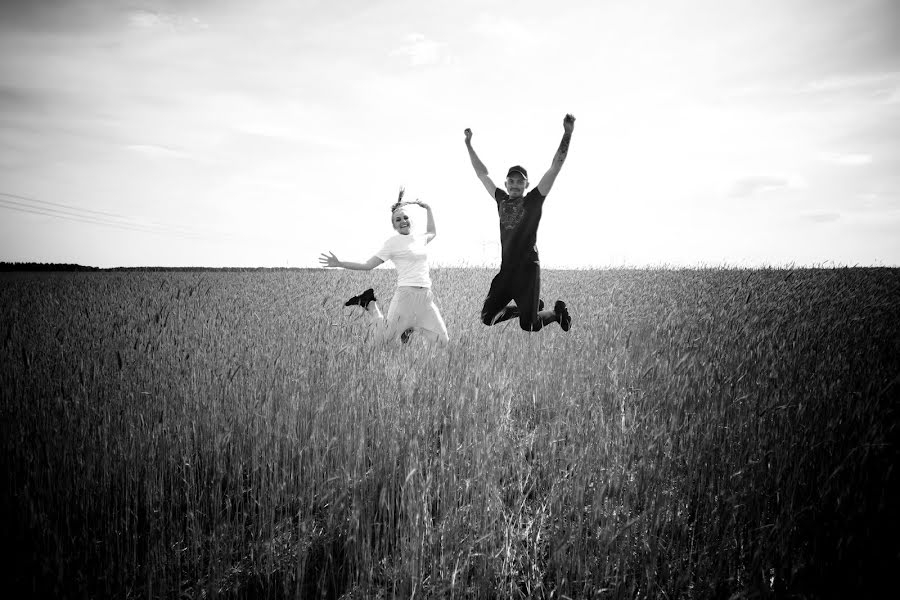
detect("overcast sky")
[1,0,898,268]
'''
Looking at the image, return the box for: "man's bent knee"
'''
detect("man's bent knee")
[519,318,542,332]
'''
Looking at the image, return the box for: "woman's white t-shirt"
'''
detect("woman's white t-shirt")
[376,233,432,288]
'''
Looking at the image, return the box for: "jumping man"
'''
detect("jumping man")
[464,113,575,332]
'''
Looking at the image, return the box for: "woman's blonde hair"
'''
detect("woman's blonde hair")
[390,186,405,214]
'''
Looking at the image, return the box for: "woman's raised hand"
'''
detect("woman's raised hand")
[318,251,341,268]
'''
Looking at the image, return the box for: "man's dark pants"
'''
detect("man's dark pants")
[480,261,556,331]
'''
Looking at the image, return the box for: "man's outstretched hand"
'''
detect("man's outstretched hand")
[563,114,575,133]
[464,128,472,143]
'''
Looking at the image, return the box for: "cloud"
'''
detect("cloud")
[126,143,194,160]
[469,14,531,39]
[129,10,166,29]
[805,71,900,94]
[721,70,900,108]
[0,84,49,112]
[128,9,209,32]
[886,86,900,105]
[465,12,554,61]
[801,211,841,224]
[800,70,900,106]
[390,33,449,67]
[729,175,806,199]
[855,192,899,212]
[818,152,873,166]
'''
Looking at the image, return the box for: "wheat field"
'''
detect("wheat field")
[1,267,897,598]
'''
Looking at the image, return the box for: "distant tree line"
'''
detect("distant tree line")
[1,263,318,272]
[105,267,319,272]
[0,262,101,272]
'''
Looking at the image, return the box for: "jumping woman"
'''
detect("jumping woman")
[318,188,449,345]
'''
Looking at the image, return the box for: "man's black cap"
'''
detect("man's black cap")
[506,165,528,179]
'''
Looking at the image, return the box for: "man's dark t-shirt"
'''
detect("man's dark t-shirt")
[495,187,545,268]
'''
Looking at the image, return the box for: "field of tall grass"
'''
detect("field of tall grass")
[1,267,897,598]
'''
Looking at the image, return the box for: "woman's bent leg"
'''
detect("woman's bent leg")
[377,289,416,345]
[364,300,398,345]
[366,301,385,323]
[418,290,449,343]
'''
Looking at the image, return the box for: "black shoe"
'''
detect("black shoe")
[400,328,414,344]
[554,300,571,332]
[345,288,376,308]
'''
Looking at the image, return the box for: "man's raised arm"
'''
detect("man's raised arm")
[537,114,575,197]
[464,128,498,198]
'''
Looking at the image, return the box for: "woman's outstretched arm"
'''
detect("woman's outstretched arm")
[408,200,436,243]
[318,252,384,270]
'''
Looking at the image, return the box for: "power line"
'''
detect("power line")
[0,198,191,237]
[0,191,144,221]
[0,192,232,241]
[0,191,199,235]
[0,197,208,239]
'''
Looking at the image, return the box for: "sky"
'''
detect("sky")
[1,0,898,268]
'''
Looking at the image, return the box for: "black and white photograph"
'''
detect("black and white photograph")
[1,0,898,597]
